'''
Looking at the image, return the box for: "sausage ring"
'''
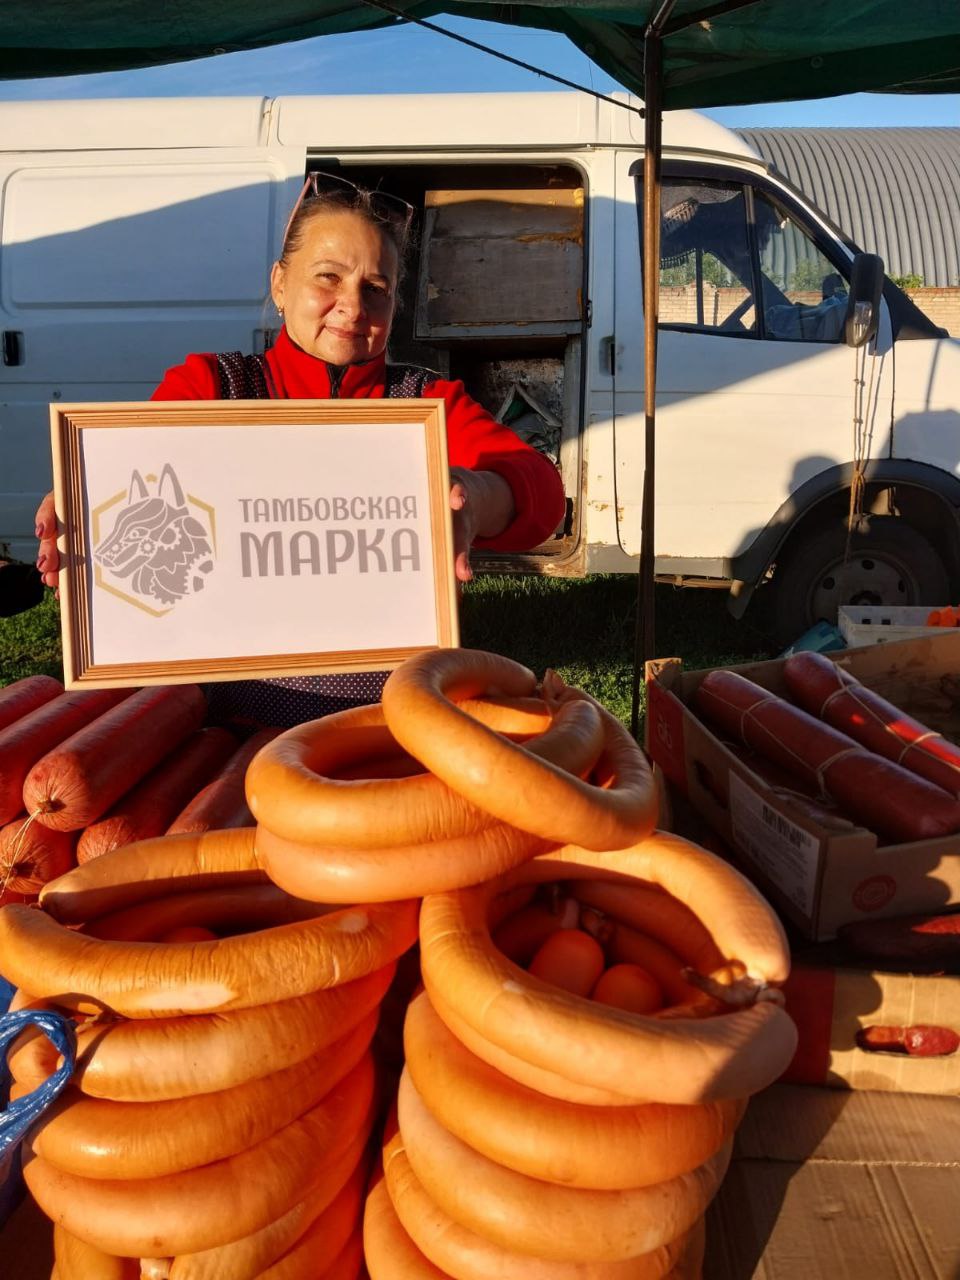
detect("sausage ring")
[381,1123,684,1280]
[397,1068,730,1262]
[419,835,797,1105]
[170,1159,365,1280]
[23,1054,375,1258]
[403,991,735,1190]
[381,650,658,849]
[17,1013,374,1180]
[246,694,604,849]
[8,963,393,1101]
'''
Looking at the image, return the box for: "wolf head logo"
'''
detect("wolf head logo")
[94,464,214,606]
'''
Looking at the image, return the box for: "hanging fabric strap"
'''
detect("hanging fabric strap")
[384,364,434,398]
[216,352,271,399]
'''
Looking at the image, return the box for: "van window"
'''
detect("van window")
[648,175,849,343]
[658,178,757,332]
[754,190,848,342]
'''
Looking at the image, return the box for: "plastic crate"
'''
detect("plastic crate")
[837,605,951,648]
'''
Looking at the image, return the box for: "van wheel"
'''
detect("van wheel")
[765,515,950,649]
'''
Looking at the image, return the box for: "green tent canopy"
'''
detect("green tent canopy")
[4,1,960,105]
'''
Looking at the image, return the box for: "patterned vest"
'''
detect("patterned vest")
[215,351,434,400]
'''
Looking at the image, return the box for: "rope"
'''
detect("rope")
[818,681,957,774]
[706,683,861,800]
[840,342,879,588]
[0,809,43,896]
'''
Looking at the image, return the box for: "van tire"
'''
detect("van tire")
[764,515,950,649]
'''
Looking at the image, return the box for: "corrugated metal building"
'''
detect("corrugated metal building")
[737,128,960,288]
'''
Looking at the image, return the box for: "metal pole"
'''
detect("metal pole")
[629,17,667,739]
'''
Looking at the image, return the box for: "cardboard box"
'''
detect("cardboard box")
[781,963,959,1095]
[4,1088,956,1280]
[838,603,949,647]
[705,1084,960,1279]
[645,632,960,940]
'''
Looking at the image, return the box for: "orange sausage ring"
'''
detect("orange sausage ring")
[364,1175,458,1280]
[426,985,635,1106]
[382,1124,683,1280]
[39,828,264,925]
[268,1235,364,1280]
[419,835,797,1105]
[570,879,724,974]
[85,883,334,940]
[255,820,552,904]
[4,827,417,1018]
[170,1147,367,1280]
[246,694,604,849]
[381,650,658,850]
[18,1012,375,1180]
[8,963,393,1101]
[23,1054,375,1258]
[1,895,415,1018]
[403,991,735,1190]
[52,1226,138,1280]
[398,1068,730,1262]
[256,1203,364,1280]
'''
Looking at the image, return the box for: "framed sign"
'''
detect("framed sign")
[50,400,459,688]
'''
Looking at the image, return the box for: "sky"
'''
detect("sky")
[0,17,958,128]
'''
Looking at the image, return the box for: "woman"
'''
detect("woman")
[35,173,565,726]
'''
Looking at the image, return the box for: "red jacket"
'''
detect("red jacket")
[152,329,565,553]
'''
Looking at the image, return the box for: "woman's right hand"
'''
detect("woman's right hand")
[35,491,60,592]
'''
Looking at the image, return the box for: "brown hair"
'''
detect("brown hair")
[279,185,414,284]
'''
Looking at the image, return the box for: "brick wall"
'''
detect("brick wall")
[905,287,960,336]
[659,285,960,336]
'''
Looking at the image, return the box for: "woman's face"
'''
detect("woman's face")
[270,208,399,365]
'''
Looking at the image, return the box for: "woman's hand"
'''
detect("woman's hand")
[35,491,61,593]
[448,468,515,583]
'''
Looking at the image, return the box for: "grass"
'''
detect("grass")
[0,591,64,685]
[0,576,776,729]
[460,574,774,726]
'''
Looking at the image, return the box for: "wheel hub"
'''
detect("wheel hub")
[810,553,916,621]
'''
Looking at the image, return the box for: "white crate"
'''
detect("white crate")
[838,604,951,647]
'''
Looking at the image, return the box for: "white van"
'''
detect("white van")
[1,92,957,642]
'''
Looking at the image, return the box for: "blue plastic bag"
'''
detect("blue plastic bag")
[0,1006,76,1226]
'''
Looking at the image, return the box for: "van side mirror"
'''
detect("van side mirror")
[844,253,884,347]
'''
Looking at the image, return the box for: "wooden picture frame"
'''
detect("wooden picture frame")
[50,400,459,688]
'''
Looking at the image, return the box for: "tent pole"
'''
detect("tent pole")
[629,16,667,739]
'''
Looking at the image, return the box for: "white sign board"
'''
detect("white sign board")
[51,401,459,687]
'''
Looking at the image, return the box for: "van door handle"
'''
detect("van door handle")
[2,331,23,366]
[599,334,616,376]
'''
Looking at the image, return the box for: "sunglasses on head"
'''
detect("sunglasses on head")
[281,170,415,253]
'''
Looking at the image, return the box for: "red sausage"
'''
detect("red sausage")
[694,670,960,843]
[856,1024,959,1056]
[785,651,960,797]
[23,685,207,831]
[167,727,281,835]
[77,727,238,862]
[0,816,77,893]
[0,688,131,825]
[0,676,63,734]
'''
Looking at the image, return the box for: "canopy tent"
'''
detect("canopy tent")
[3,2,960,101]
[5,2,960,731]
